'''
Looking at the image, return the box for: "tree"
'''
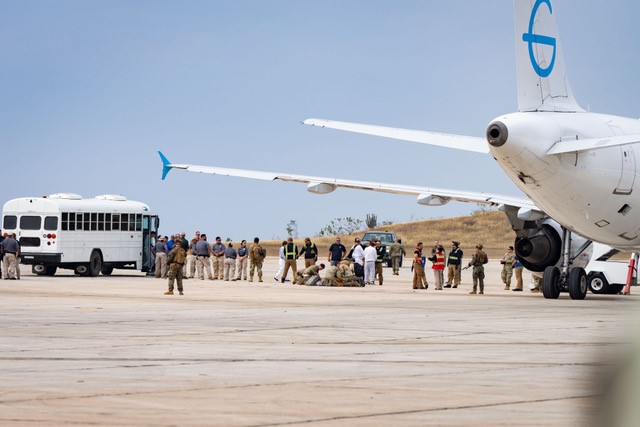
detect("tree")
[365,213,377,228]
[316,217,363,237]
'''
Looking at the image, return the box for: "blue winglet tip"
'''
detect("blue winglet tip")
[158,151,172,180]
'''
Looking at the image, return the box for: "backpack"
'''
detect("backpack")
[174,248,186,265]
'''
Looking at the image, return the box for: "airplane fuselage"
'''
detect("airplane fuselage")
[489,111,640,250]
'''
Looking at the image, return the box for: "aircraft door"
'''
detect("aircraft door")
[614,145,635,195]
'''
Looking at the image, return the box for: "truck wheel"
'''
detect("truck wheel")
[101,265,114,276]
[588,272,609,294]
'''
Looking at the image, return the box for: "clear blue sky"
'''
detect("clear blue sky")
[2,1,639,240]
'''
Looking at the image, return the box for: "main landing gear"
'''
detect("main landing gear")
[542,227,589,300]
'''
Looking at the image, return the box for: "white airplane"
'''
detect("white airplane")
[159,0,639,300]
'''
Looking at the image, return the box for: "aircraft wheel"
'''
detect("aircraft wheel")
[568,267,587,300]
[542,266,560,299]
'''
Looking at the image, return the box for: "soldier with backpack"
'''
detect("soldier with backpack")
[165,236,187,295]
[249,237,266,282]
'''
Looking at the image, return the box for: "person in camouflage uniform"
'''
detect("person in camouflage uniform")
[387,239,405,275]
[468,244,488,294]
[296,263,325,285]
[322,264,339,286]
[337,260,362,287]
[500,245,516,290]
[165,237,187,295]
[248,237,266,282]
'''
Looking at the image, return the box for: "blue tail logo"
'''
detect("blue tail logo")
[158,151,172,180]
[522,0,556,78]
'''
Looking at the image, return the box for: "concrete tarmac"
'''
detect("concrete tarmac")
[1,259,639,426]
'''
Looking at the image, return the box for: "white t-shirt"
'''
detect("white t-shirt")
[279,246,285,260]
[352,245,365,265]
[364,246,377,262]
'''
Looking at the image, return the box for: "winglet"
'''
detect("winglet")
[158,151,172,180]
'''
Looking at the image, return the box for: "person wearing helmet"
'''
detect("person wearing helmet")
[468,243,488,294]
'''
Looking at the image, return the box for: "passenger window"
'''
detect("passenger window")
[3,215,17,230]
[20,216,41,230]
[44,216,58,231]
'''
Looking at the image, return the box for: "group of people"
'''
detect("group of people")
[0,232,20,280]
[149,231,268,295]
[150,231,542,295]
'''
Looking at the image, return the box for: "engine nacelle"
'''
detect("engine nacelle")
[514,219,592,272]
[306,182,337,194]
[417,193,449,206]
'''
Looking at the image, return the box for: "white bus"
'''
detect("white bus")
[1,193,159,276]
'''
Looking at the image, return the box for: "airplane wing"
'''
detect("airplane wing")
[158,151,537,212]
[302,118,490,154]
[546,134,640,155]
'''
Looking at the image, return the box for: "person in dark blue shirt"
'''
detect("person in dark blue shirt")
[327,237,346,267]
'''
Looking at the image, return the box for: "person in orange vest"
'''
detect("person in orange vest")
[429,245,446,290]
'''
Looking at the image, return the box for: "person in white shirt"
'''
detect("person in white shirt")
[363,240,377,286]
[274,241,287,282]
[351,237,365,282]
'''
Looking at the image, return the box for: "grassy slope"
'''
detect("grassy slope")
[257,210,514,258]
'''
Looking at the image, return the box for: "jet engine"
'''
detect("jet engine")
[306,182,337,194]
[501,206,592,272]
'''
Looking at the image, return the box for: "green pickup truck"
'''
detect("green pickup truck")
[361,231,401,267]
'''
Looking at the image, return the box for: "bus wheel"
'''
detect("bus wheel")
[75,265,88,275]
[101,265,114,276]
[88,251,102,277]
[33,265,46,275]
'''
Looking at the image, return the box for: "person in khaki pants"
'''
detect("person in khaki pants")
[235,240,249,281]
[412,242,426,290]
[512,255,524,291]
[280,237,298,283]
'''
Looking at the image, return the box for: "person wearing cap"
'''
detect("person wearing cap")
[387,238,405,276]
[165,236,187,296]
[412,242,426,290]
[223,242,237,281]
[299,237,319,268]
[445,241,463,288]
[153,237,169,279]
[468,244,488,294]
[500,246,516,290]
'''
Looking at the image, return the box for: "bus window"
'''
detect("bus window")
[20,216,41,230]
[120,214,128,231]
[135,214,142,231]
[98,213,104,231]
[76,212,82,231]
[4,215,17,230]
[83,213,90,231]
[20,237,40,247]
[44,216,58,231]
[112,214,120,231]
[68,213,76,231]
[91,213,97,231]
[105,213,111,231]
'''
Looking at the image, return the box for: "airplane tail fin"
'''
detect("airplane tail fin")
[158,151,172,180]
[515,0,584,112]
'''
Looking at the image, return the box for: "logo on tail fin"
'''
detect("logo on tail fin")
[522,0,556,77]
